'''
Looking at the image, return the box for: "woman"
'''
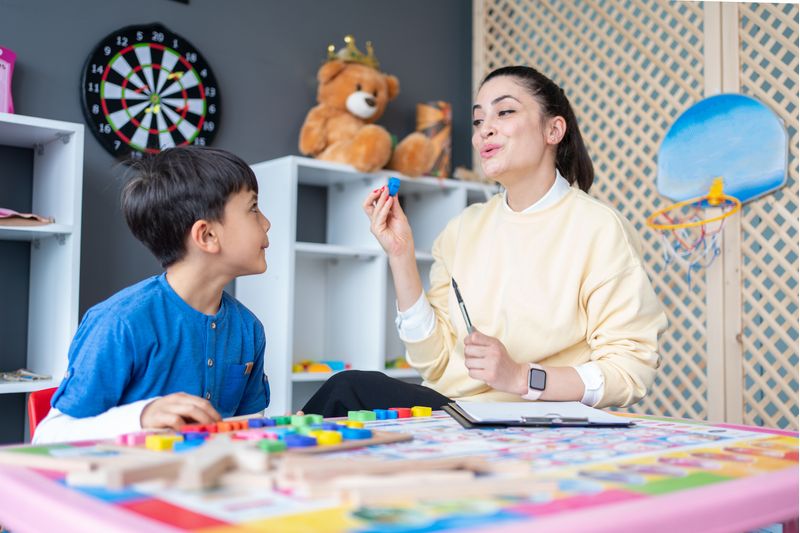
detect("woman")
[303,66,667,417]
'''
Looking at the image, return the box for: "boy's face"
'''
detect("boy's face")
[216,189,270,276]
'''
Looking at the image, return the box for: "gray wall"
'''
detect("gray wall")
[0,0,472,441]
[2,0,473,311]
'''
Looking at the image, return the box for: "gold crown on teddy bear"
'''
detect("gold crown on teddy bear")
[326,35,379,70]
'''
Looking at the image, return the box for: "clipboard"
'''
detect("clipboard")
[443,401,635,429]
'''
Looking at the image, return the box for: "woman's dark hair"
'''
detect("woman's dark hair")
[121,146,258,267]
[481,66,594,192]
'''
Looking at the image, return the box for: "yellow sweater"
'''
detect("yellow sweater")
[405,188,668,408]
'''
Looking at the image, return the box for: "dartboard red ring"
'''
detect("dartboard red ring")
[81,23,220,157]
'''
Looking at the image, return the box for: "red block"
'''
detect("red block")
[389,407,412,418]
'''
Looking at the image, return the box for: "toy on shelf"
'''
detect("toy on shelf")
[385,356,410,369]
[293,359,351,373]
[0,46,15,113]
[0,207,54,227]
[416,101,452,177]
[298,35,435,176]
[0,368,51,382]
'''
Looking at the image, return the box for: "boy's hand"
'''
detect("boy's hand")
[140,392,222,430]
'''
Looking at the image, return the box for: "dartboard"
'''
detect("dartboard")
[81,23,220,157]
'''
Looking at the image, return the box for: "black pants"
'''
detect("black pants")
[301,370,451,418]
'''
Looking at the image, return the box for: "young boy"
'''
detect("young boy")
[33,146,271,443]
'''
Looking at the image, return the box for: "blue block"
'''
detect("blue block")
[312,422,340,431]
[388,177,401,196]
[385,410,399,419]
[249,417,276,428]
[284,434,317,448]
[341,427,372,440]
[174,440,205,453]
[373,409,390,420]
[181,431,209,441]
[265,427,297,439]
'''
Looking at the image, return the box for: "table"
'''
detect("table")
[0,412,797,533]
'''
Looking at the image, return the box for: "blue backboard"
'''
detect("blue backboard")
[657,94,787,203]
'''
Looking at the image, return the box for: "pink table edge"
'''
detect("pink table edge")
[473,468,799,533]
[0,465,182,533]
[0,464,796,533]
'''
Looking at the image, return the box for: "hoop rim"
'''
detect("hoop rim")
[646,193,742,231]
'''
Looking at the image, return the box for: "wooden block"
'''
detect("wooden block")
[66,456,183,490]
[217,470,276,490]
[278,454,494,487]
[232,446,272,473]
[175,440,237,490]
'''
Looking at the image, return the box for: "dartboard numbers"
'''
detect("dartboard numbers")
[81,24,220,157]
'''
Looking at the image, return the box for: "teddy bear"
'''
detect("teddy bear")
[299,36,435,177]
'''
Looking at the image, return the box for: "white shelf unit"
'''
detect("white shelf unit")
[0,113,84,395]
[236,156,497,415]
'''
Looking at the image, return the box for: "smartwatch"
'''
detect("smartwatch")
[523,363,547,400]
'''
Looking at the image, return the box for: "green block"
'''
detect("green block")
[630,472,732,496]
[307,414,323,424]
[291,414,311,427]
[258,439,288,453]
[296,426,315,436]
[348,410,377,422]
[273,416,291,426]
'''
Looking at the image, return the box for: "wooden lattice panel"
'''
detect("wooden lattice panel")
[477,0,709,420]
[738,2,799,430]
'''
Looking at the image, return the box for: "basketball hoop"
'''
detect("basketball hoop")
[646,178,742,281]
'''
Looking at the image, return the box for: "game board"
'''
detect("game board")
[0,412,796,533]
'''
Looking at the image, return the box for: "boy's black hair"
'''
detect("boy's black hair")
[121,146,258,267]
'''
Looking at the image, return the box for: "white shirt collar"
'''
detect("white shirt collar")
[502,170,571,213]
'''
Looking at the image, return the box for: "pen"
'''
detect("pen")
[451,278,474,333]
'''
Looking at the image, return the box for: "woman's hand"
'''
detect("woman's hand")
[463,330,528,395]
[363,185,415,259]
[140,392,221,430]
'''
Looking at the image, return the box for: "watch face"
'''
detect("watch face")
[529,368,546,391]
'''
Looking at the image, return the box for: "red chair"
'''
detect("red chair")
[27,387,57,440]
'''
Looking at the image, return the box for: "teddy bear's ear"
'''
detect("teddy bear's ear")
[318,60,348,83]
[386,74,400,101]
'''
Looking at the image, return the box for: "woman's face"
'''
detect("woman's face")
[471,76,554,182]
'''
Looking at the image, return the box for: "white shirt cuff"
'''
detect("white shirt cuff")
[32,398,158,444]
[575,363,605,406]
[394,291,436,343]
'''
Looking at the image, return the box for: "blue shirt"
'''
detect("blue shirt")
[53,273,269,418]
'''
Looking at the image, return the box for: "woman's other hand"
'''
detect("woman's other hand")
[363,185,415,259]
[463,330,528,395]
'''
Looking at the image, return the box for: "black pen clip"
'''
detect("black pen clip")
[522,416,589,425]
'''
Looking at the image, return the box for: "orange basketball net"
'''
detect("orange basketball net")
[646,178,742,280]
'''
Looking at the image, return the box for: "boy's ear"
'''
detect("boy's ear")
[189,219,221,254]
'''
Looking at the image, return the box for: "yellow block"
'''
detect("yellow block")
[335,420,365,428]
[411,406,432,417]
[316,430,343,446]
[145,434,183,451]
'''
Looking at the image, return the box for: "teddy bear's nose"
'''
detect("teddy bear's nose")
[365,97,376,107]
